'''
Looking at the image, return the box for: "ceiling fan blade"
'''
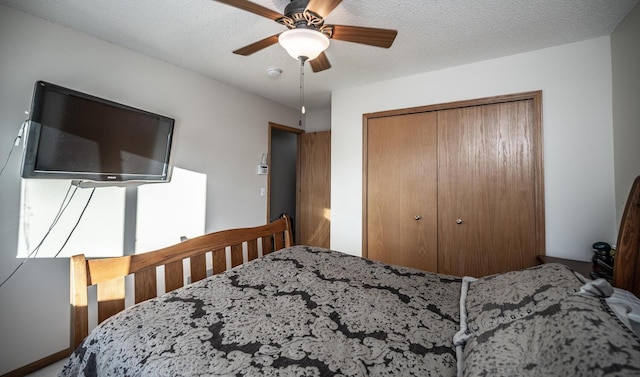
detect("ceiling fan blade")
[213,0,283,21]
[233,34,280,56]
[310,52,331,72]
[330,25,397,48]
[306,0,342,18]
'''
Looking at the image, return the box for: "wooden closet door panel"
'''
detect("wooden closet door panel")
[366,112,438,272]
[437,100,537,277]
[298,131,331,248]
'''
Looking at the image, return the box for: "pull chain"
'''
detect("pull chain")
[298,56,307,127]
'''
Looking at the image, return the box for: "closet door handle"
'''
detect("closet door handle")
[415,215,422,220]
[456,219,463,224]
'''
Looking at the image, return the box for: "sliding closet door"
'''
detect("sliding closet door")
[365,112,438,272]
[437,100,538,277]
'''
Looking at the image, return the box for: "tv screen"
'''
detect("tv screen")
[21,81,175,184]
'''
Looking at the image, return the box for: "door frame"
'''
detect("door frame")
[362,91,544,259]
[267,122,303,239]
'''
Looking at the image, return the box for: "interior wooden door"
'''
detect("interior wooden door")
[365,112,438,272]
[437,99,538,277]
[297,131,331,247]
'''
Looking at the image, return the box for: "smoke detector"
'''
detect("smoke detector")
[266,67,283,79]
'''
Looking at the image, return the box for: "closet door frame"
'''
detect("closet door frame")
[362,91,545,263]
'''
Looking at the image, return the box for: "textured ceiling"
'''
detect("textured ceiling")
[1,0,638,112]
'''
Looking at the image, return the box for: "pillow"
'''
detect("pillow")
[607,287,640,336]
[573,273,640,336]
[464,263,582,333]
[459,264,640,376]
[462,294,640,376]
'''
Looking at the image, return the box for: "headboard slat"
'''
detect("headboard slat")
[190,253,207,282]
[212,248,226,275]
[263,235,274,255]
[164,260,184,293]
[231,243,243,268]
[97,277,125,324]
[274,233,284,250]
[134,268,157,304]
[248,239,258,261]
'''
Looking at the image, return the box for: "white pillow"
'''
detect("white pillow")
[606,287,640,336]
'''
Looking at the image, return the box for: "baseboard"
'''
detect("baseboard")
[1,348,72,377]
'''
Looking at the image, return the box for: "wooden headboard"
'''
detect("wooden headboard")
[614,176,640,297]
[70,215,292,349]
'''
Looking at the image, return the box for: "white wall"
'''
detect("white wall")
[331,36,617,262]
[0,5,299,374]
[305,108,332,132]
[612,4,640,224]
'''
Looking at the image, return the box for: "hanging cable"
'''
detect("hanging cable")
[0,142,16,177]
[53,188,95,258]
[28,183,78,258]
[0,122,27,177]
[0,183,83,289]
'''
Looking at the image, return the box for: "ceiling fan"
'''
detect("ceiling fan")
[213,0,398,72]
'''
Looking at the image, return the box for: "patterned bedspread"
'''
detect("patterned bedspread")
[60,246,462,377]
[460,264,640,376]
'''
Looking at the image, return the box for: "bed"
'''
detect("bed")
[61,176,640,377]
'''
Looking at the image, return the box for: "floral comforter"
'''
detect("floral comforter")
[60,246,462,377]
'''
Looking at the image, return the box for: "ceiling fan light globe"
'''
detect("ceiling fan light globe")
[278,29,330,61]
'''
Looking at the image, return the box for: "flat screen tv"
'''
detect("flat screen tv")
[21,81,175,184]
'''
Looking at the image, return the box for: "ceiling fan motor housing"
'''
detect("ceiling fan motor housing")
[284,0,311,17]
[282,0,324,30]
